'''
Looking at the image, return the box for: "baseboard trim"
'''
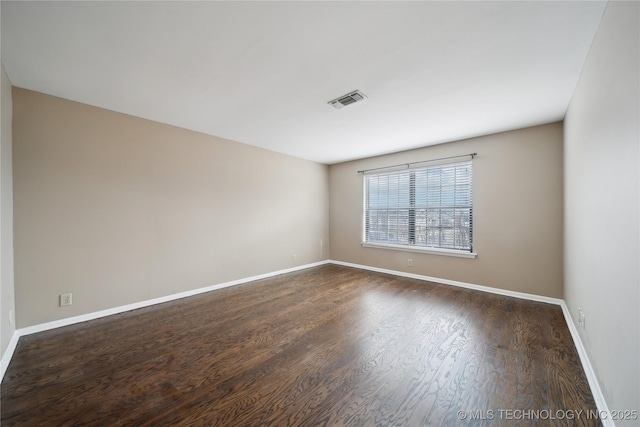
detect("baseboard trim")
[0,332,20,383]
[0,260,329,382]
[559,302,614,427]
[329,260,564,305]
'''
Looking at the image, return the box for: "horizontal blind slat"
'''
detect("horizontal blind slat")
[364,159,473,252]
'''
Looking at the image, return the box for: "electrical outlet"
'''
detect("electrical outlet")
[407,259,413,267]
[60,293,73,307]
[9,309,12,325]
[578,308,585,331]
[292,254,296,263]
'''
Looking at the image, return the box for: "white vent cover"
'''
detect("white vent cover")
[328,90,367,109]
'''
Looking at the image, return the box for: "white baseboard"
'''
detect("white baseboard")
[1,258,613,427]
[329,259,564,305]
[0,260,329,382]
[0,332,20,383]
[560,302,614,427]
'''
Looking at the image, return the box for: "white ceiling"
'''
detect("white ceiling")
[2,1,607,164]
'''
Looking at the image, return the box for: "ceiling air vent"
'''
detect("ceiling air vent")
[328,90,367,109]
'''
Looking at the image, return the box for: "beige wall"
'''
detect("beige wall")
[12,88,329,328]
[329,122,563,298]
[1,64,15,355]
[564,1,639,422]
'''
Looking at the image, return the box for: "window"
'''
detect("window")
[363,159,474,256]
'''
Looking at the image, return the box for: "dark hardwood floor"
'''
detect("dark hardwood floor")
[1,265,599,426]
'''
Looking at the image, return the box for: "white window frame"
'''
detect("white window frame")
[361,159,476,259]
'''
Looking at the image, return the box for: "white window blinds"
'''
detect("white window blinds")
[363,159,473,252]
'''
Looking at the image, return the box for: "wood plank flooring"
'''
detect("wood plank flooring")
[1,265,600,426]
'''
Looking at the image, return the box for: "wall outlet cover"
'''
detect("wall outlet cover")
[60,293,73,307]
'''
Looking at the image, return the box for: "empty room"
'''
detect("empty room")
[0,1,638,426]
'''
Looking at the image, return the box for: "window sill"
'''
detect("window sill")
[361,242,477,259]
